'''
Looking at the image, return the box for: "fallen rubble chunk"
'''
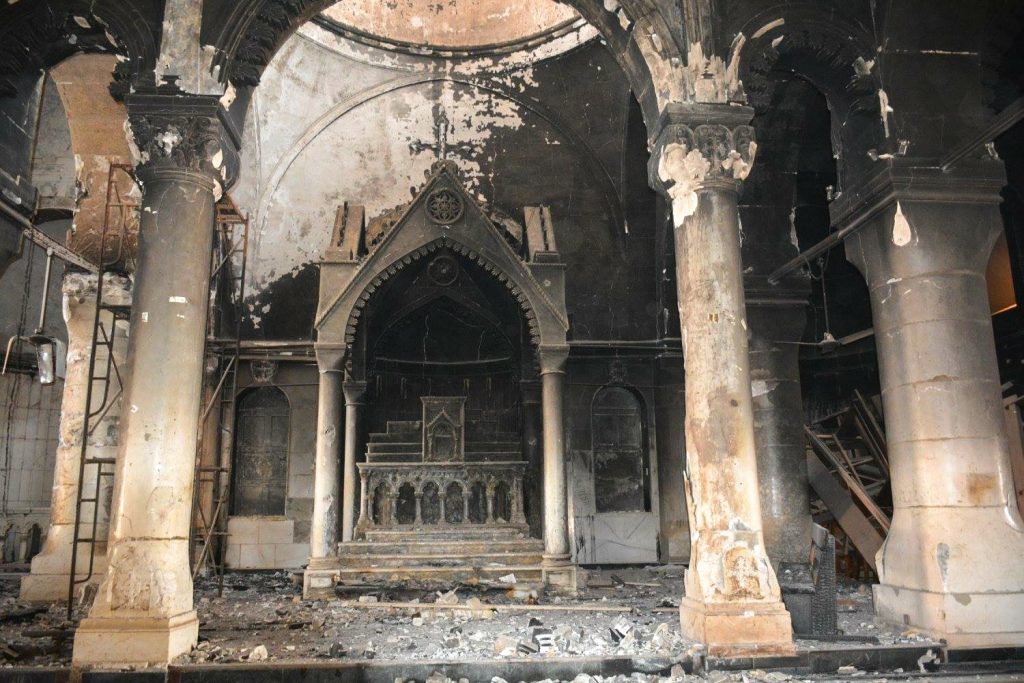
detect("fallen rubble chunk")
[533,627,557,653]
[248,644,268,661]
[493,635,517,656]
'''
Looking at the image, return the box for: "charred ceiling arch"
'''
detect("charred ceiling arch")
[0,0,160,98]
[253,74,629,244]
[203,0,678,133]
[738,8,886,190]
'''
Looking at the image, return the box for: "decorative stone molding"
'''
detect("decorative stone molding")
[648,104,757,224]
[125,80,239,189]
[537,345,569,375]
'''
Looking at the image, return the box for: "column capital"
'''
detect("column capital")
[537,345,569,375]
[126,78,240,191]
[840,163,1007,287]
[648,103,757,216]
[315,343,347,373]
[342,380,368,406]
[830,159,1006,236]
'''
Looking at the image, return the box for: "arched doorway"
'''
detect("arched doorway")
[574,384,658,565]
[232,387,290,516]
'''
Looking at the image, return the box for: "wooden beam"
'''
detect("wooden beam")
[806,451,885,572]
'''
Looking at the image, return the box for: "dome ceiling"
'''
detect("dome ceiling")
[320,0,580,51]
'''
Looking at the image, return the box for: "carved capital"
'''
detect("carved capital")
[126,80,238,188]
[648,104,756,224]
[342,380,368,406]
[537,345,569,375]
[315,343,347,373]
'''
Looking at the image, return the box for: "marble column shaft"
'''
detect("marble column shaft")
[341,380,366,543]
[539,346,570,562]
[747,302,813,567]
[73,88,231,668]
[652,106,792,656]
[310,362,343,560]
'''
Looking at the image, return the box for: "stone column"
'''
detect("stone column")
[520,380,543,538]
[357,472,370,531]
[485,481,496,524]
[746,300,813,568]
[21,273,131,603]
[651,104,792,656]
[539,345,575,591]
[303,346,344,599]
[842,164,1024,647]
[72,87,232,668]
[340,380,366,542]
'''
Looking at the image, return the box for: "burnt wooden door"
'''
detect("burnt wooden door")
[232,387,290,516]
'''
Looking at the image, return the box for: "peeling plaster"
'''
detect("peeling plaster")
[657,142,709,224]
[892,202,913,246]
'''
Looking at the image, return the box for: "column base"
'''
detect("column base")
[679,596,795,657]
[873,506,1024,647]
[542,554,577,594]
[72,610,198,668]
[874,584,1024,648]
[303,560,339,600]
[20,556,108,604]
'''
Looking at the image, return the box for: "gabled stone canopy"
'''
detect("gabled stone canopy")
[315,161,569,373]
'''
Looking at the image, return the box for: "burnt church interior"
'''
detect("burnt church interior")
[2,0,1024,680]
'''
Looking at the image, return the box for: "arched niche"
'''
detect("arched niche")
[232,386,291,516]
[591,385,649,513]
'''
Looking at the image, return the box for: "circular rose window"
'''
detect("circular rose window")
[426,189,464,225]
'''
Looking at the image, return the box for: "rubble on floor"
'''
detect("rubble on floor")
[0,565,938,672]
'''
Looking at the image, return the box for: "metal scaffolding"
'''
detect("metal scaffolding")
[66,163,137,618]
[189,196,249,595]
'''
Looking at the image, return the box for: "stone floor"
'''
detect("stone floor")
[0,565,941,673]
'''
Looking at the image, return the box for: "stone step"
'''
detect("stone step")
[364,453,420,463]
[339,538,542,556]
[363,525,530,543]
[465,440,521,449]
[366,441,421,452]
[337,550,544,568]
[465,451,522,462]
[333,564,544,584]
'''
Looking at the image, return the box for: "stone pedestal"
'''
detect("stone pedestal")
[304,347,344,599]
[72,87,232,668]
[842,165,1024,647]
[539,345,576,593]
[652,104,793,657]
[20,273,131,603]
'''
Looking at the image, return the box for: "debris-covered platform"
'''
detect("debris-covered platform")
[2,566,1022,682]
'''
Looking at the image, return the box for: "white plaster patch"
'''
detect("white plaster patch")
[750,379,779,398]
[892,202,912,247]
[878,89,893,139]
[168,296,189,304]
